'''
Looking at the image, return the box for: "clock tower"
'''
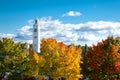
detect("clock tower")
[32,18,40,53]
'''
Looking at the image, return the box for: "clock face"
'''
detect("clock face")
[34,36,37,38]
[34,28,37,32]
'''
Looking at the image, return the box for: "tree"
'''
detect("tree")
[23,48,45,79]
[81,44,89,57]
[40,38,82,80]
[82,36,120,80]
[60,44,82,80]
[0,38,27,80]
[40,38,61,79]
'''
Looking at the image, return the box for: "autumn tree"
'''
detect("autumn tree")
[23,48,45,79]
[0,38,27,80]
[40,38,60,79]
[59,44,82,80]
[82,36,120,80]
[40,38,82,80]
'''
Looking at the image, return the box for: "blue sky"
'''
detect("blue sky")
[0,0,120,45]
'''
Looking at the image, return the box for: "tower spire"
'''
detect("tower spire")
[35,18,39,24]
[32,18,40,53]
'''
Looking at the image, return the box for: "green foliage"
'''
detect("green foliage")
[0,38,27,79]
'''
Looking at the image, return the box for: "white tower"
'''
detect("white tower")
[32,18,40,53]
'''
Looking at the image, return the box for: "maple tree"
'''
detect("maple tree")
[82,36,120,80]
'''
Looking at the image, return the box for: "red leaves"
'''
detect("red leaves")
[83,36,120,79]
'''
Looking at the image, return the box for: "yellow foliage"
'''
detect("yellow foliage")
[37,75,46,80]
[23,48,45,77]
[41,38,82,79]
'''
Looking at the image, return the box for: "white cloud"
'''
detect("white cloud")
[0,33,16,39]
[14,25,33,43]
[1,17,120,46]
[62,11,82,17]
[79,32,97,41]
[17,25,32,35]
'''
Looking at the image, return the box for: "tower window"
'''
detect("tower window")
[34,28,37,32]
